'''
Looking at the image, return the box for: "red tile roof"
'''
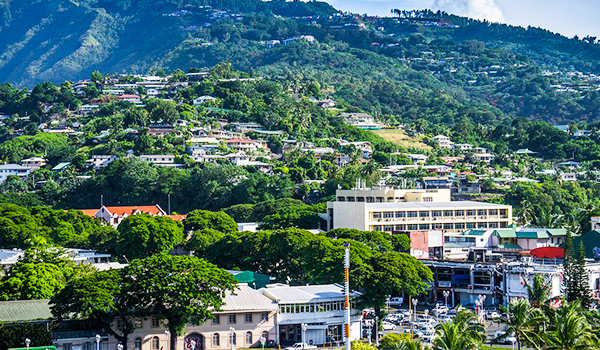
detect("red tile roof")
[119,94,141,99]
[76,209,100,217]
[227,139,254,143]
[165,215,187,221]
[102,205,165,216]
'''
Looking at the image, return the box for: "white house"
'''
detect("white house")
[472,153,495,163]
[140,154,176,166]
[432,135,453,149]
[193,95,217,105]
[21,157,47,170]
[453,143,473,151]
[85,155,118,170]
[0,164,30,183]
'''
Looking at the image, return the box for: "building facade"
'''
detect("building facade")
[323,187,512,233]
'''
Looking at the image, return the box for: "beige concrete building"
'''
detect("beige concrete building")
[112,284,277,350]
[323,187,512,233]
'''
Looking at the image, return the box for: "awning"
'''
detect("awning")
[452,274,470,285]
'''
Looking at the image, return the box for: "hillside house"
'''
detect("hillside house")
[432,135,453,149]
[0,164,30,184]
[75,204,179,227]
[193,95,217,105]
[86,155,118,170]
[140,155,177,166]
[472,153,495,163]
[21,157,47,170]
[453,143,472,151]
[119,94,142,103]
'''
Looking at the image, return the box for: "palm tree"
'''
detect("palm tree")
[388,339,426,350]
[545,300,598,349]
[497,299,546,350]
[433,308,485,350]
[525,273,552,308]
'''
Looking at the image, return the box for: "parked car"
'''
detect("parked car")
[421,333,438,343]
[285,343,317,350]
[485,310,501,320]
[494,331,517,345]
[381,321,396,330]
[389,297,404,306]
[434,305,449,316]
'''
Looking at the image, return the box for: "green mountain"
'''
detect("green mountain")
[3,1,600,124]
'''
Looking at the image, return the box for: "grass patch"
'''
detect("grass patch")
[370,129,432,151]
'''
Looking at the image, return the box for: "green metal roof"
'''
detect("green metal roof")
[497,244,522,249]
[461,229,487,236]
[547,229,568,237]
[51,162,71,171]
[0,299,52,322]
[493,229,517,238]
[516,231,549,239]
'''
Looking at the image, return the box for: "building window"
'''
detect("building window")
[134,318,143,328]
[432,211,442,217]
[347,197,355,202]
[500,209,507,217]
[407,211,418,218]
[245,313,252,323]
[262,331,269,340]
[372,212,381,219]
[433,223,442,229]
[152,337,160,350]
[407,224,418,230]
[489,222,499,228]
[63,345,72,350]
[135,339,142,350]
[395,225,406,231]
[443,223,453,230]
[117,319,124,329]
[455,223,465,230]
[489,209,498,215]
[373,225,382,231]
[337,197,345,202]
[246,332,253,344]
[424,197,433,202]
[467,210,476,216]
[419,224,430,230]
[478,222,488,228]
[467,223,476,229]
[261,312,269,321]
[500,222,508,228]
[152,318,160,328]
[229,314,237,324]
[383,212,394,219]
[384,225,394,232]
[455,210,464,216]
[229,333,237,346]
[478,210,487,216]
[419,211,429,218]
[213,315,220,325]
[213,334,220,347]
[443,210,453,217]
[395,211,405,218]
[83,344,91,350]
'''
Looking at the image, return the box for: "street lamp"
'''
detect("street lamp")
[230,327,236,350]
[443,290,450,307]
[301,323,307,350]
[117,344,123,350]
[96,334,101,350]
[412,298,418,321]
[374,316,379,346]
[165,330,170,350]
[25,338,31,350]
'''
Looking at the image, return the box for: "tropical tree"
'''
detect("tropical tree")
[545,300,598,349]
[497,299,546,350]
[433,308,486,350]
[123,254,237,350]
[525,273,552,308]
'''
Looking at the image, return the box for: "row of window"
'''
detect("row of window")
[60,343,100,350]
[372,221,508,232]
[126,331,270,350]
[119,313,269,330]
[371,209,507,220]
[279,301,356,314]
[213,312,269,325]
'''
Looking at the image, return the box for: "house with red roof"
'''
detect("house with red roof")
[119,94,142,103]
[75,205,186,227]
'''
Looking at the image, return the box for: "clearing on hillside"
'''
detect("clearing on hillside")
[371,129,432,151]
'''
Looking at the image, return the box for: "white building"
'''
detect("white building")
[453,143,473,151]
[260,284,362,346]
[432,135,453,149]
[193,95,217,105]
[85,155,118,170]
[21,157,47,170]
[140,154,176,166]
[323,187,512,233]
[0,164,30,183]
[472,153,495,163]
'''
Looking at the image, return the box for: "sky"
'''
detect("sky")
[321,0,600,39]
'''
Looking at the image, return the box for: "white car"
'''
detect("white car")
[421,333,438,343]
[389,297,404,306]
[434,305,449,316]
[494,331,517,344]
[381,321,396,330]
[485,310,501,320]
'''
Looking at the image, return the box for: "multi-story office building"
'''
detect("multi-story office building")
[323,186,512,233]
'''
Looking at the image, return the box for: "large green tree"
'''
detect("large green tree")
[116,214,184,260]
[51,269,135,350]
[123,254,237,350]
[433,308,486,350]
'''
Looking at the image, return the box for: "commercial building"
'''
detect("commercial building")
[323,186,512,233]
[260,284,362,346]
